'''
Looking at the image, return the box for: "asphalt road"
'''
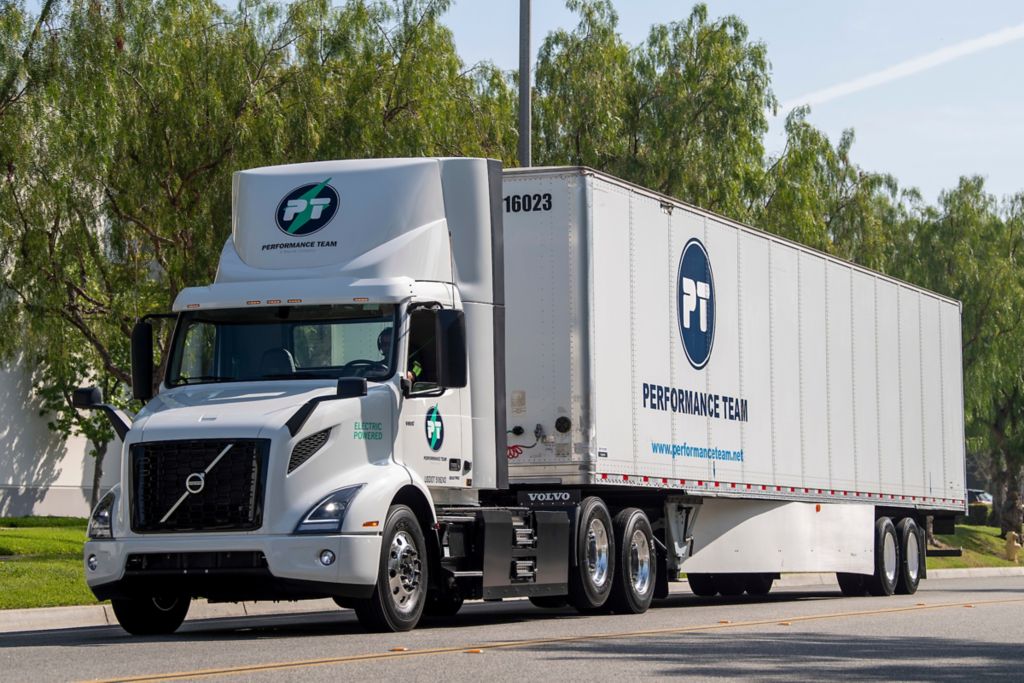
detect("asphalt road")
[3,576,1022,682]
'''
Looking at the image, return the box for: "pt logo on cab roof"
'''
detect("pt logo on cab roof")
[275,178,339,236]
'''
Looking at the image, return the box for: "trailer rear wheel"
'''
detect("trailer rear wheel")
[607,508,656,614]
[836,572,868,597]
[866,517,899,597]
[110,595,190,636]
[744,573,774,596]
[569,497,615,611]
[687,573,718,597]
[895,518,922,595]
[354,504,428,632]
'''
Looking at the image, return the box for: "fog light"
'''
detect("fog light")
[319,549,336,566]
[87,554,98,571]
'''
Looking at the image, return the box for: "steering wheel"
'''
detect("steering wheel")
[341,359,388,378]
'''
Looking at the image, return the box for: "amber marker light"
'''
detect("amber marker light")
[246,300,261,305]
[353,297,369,303]
[187,304,200,309]
[287,298,303,303]
[267,299,282,304]
[362,520,379,528]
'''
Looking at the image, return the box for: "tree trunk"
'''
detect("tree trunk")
[1001,463,1024,539]
[990,464,1007,529]
[89,440,109,511]
[925,515,936,547]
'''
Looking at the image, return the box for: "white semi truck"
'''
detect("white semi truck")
[79,158,966,634]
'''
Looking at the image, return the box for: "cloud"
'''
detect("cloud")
[780,22,1024,114]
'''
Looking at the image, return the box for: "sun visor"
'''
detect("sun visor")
[228,158,449,279]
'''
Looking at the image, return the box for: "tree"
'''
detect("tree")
[893,178,1024,537]
[0,0,515,509]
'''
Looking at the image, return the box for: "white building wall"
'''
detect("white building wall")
[0,364,121,517]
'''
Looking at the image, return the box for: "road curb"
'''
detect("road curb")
[2,567,1021,634]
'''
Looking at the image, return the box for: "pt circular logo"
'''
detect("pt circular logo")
[275,178,339,236]
[677,238,715,369]
[425,405,444,452]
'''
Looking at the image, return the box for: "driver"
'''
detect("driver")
[378,327,419,383]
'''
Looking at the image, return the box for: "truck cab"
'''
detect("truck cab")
[81,158,523,633]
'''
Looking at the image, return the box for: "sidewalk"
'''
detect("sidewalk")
[2,567,1021,634]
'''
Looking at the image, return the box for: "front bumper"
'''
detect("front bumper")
[84,533,381,602]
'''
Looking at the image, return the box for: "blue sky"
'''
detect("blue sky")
[443,1,1024,204]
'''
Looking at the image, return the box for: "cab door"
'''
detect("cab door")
[397,308,470,489]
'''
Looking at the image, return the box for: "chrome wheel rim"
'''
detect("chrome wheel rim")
[906,531,920,582]
[586,518,610,588]
[387,530,423,614]
[629,529,652,595]
[883,531,898,583]
[152,596,179,612]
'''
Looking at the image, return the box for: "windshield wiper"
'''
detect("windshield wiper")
[176,375,238,384]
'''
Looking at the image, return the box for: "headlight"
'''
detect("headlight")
[88,486,118,540]
[294,485,364,535]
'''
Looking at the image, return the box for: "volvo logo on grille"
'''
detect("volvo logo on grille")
[185,472,206,495]
[159,443,234,524]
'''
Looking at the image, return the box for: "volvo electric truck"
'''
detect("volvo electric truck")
[79,158,966,634]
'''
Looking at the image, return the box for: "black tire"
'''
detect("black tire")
[895,518,922,595]
[423,588,464,617]
[715,574,747,597]
[836,572,869,597]
[687,573,718,597]
[745,573,774,596]
[529,595,569,609]
[332,596,357,610]
[607,508,657,614]
[569,497,615,611]
[353,504,428,632]
[866,517,899,597]
[111,595,190,636]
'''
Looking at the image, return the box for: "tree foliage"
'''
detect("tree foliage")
[1,0,1023,532]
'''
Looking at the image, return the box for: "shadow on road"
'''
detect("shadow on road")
[0,590,872,648]
[518,631,1021,680]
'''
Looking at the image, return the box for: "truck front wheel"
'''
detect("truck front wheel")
[569,497,615,611]
[354,504,428,632]
[111,595,190,636]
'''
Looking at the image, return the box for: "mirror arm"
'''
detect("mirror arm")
[97,405,132,441]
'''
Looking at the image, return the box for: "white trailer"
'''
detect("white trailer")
[79,159,965,634]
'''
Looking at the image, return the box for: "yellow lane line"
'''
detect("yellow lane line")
[87,596,1024,682]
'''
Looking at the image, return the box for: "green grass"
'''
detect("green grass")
[0,516,87,529]
[0,516,100,609]
[0,558,98,609]
[0,525,89,557]
[928,523,1021,570]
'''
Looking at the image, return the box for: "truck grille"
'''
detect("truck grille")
[131,439,269,533]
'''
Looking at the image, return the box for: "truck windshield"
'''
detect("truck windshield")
[166,304,397,387]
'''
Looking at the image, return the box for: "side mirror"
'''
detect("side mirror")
[72,386,103,409]
[337,377,368,399]
[435,309,467,388]
[131,321,154,401]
